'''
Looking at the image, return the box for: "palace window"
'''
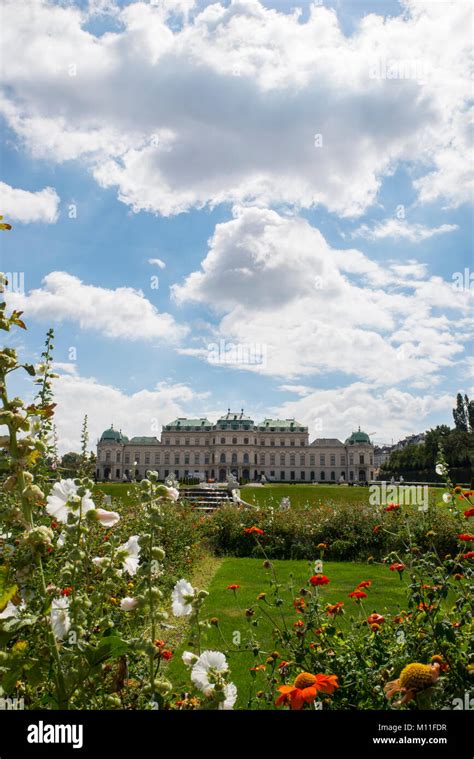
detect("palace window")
[220,437,225,444]
[116,451,121,462]
[174,454,179,465]
[280,471,285,480]
[243,453,249,464]
[310,471,315,480]
[155,453,160,464]
[279,440,285,446]
[164,438,170,445]
[270,440,275,446]
[184,453,190,464]
[220,453,226,464]
[299,454,305,466]
[205,454,210,464]
[164,453,170,465]
[300,440,305,446]
[341,455,346,466]
[290,454,295,465]
[174,438,180,446]
[290,440,295,447]
[134,453,140,464]
[349,471,354,480]
[259,453,265,465]
[105,451,111,462]
[300,471,305,480]
[270,453,275,465]
[349,454,354,465]
[145,453,150,465]
[185,438,190,446]
[125,454,130,464]
[331,471,335,480]
[320,455,325,465]
[232,437,237,444]
[320,471,325,480]
[231,453,237,464]
[330,455,335,465]
[280,453,285,465]
[244,437,249,445]
[360,454,365,465]
[310,454,315,466]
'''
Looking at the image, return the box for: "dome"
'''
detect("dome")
[100,426,127,443]
[345,427,371,445]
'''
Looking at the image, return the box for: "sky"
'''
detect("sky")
[0,0,473,453]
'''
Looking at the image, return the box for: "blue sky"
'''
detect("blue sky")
[1,0,472,452]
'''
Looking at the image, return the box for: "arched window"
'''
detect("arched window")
[220,453,226,464]
[331,471,335,480]
[320,471,325,480]
[244,437,249,444]
[231,453,237,464]
[232,437,237,445]
[310,471,315,480]
[220,437,225,444]
[243,453,249,464]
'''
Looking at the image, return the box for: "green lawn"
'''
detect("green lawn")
[166,557,410,708]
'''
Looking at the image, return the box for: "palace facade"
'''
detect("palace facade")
[96,410,375,483]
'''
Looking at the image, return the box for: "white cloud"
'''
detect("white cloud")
[6,271,186,343]
[51,373,209,453]
[148,258,166,269]
[172,206,472,385]
[274,382,455,444]
[0,181,60,224]
[352,218,459,243]
[0,0,472,216]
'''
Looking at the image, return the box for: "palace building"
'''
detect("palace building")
[96,410,375,483]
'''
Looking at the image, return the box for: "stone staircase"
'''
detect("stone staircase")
[179,485,233,513]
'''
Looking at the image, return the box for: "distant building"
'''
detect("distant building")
[96,411,375,483]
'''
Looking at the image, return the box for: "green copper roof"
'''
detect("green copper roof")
[257,418,307,430]
[163,418,212,429]
[100,426,128,443]
[217,410,253,422]
[345,428,371,445]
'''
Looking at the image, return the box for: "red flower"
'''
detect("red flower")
[227,584,241,590]
[373,525,382,534]
[161,650,173,660]
[356,580,372,589]
[309,574,329,586]
[462,551,474,559]
[384,503,401,512]
[61,587,73,597]
[244,526,264,535]
[154,639,165,648]
[463,509,474,518]
[367,613,385,625]
[390,563,406,572]
[326,602,344,616]
[348,591,367,600]
[50,520,59,529]
[458,533,474,541]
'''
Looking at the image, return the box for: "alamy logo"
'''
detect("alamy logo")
[27,720,83,749]
[369,483,428,511]
[0,696,24,709]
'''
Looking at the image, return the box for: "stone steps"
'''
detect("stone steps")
[179,486,233,512]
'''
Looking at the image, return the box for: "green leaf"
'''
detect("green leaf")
[84,636,130,666]
[0,565,18,613]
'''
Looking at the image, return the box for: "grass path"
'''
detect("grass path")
[166,557,410,708]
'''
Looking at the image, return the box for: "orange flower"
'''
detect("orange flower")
[384,503,401,512]
[348,590,367,600]
[227,584,241,590]
[244,526,264,535]
[309,574,329,586]
[462,551,474,559]
[458,533,474,541]
[463,508,474,518]
[326,602,344,616]
[293,597,306,612]
[276,672,339,709]
[367,613,385,625]
[373,525,382,534]
[357,580,372,589]
[161,649,173,660]
[61,587,73,597]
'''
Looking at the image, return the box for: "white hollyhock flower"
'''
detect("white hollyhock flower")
[436,464,446,476]
[92,556,106,567]
[51,597,71,640]
[120,597,139,611]
[57,531,66,548]
[182,651,198,667]
[442,493,452,503]
[172,578,195,617]
[46,479,95,524]
[219,682,238,710]
[118,535,140,575]
[191,650,228,691]
[164,486,179,502]
[94,508,120,527]
[0,600,21,619]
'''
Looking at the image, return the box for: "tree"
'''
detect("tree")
[453,392,469,432]
[60,451,82,478]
